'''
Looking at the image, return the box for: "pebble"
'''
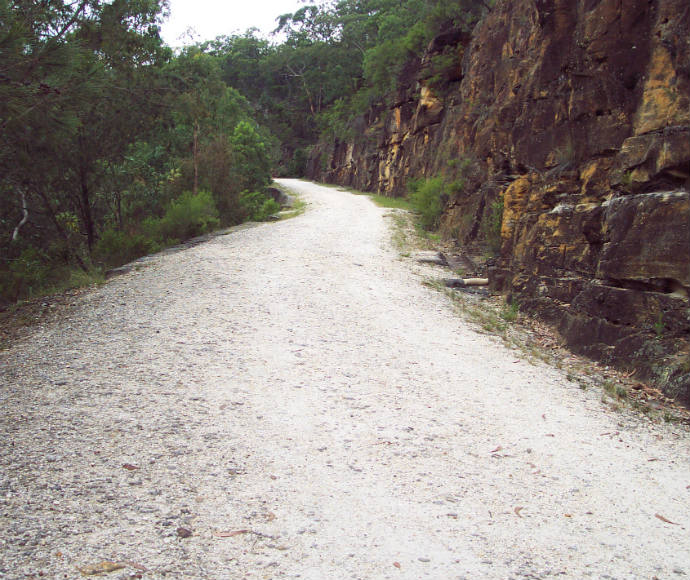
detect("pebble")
[0,179,688,580]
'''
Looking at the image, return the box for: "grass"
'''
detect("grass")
[367,193,413,210]
[423,278,508,335]
[415,224,441,242]
[653,312,664,339]
[390,213,412,252]
[345,186,425,219]
[602,380,628,401]
[387,208,437,252]
[346,187,414,210]
[7,266,105,307]
[663,410,680,423]
[500,301,519,323]
[270,182,308,221]
[60,267,105,292]
[278,195,308,220]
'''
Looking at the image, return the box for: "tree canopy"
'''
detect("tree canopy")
[0,0,490,305]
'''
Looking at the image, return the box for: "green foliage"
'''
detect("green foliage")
[94,229,159,269]
[483,195,504,255]
[230,121,272,192]
[2,248,50,300]
[408,177,446,230]
[368,195,414,210]
[427,50,459,89]
[500,300,519,322]
[287,148,310,177]
[620,170,634,188]
[0,0,496,305]
[239,191,281,222]
[363,37,409,95]
[158,191,220,243]
[653,312,665,339]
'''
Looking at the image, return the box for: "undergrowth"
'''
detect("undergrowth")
[2,184,298,313]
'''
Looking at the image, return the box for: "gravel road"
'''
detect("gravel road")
[1,179,689,580]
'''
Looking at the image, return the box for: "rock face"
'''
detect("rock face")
[307,0,690,401]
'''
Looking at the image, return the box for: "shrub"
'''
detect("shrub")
[500,300,519,322]
[94,228,158,269]
[0,247,50,301]
[483,195,504,255]
[158,190,220,243]
[230,121,272,192]
[239,190,281,221]
[409,177,446,230]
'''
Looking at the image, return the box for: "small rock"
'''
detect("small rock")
[414,251,448,266]
[176,527,192,538]
[78,561,125,576]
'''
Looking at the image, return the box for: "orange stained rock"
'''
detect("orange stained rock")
[635,46,690,134]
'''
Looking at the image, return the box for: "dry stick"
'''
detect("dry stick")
[11,190,29,242]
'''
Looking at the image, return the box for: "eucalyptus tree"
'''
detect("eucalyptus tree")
[0,0,169,301]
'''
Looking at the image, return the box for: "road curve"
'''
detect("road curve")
[1,179,688,579]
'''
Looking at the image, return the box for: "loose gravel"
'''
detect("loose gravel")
[1,179,689,579]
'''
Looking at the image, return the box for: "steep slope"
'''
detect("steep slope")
[307,0,690,402]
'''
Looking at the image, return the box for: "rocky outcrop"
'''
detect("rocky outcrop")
[307,0,690,402]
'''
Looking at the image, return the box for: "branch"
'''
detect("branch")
[11,190,29,242]
[53,0,90,43]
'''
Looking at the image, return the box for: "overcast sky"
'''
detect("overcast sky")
[160,0,307,47]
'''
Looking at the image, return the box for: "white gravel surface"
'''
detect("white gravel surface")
[1,179,689,580]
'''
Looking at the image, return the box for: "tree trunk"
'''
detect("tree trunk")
[35,189,89,272]
[79,165,95,251]
[193,120,199,196]
[11,189,29,242]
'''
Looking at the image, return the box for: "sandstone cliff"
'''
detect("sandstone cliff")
[307,0,690,402]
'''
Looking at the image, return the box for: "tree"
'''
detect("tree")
[0,0,170,302]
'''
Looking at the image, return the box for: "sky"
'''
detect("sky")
[160,0,307,47]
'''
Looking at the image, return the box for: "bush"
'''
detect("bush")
[158,190,220,243]
[409,177,446,230]
[239,190,281,221]
[0,247,51,301]
[483,195,504,255]
[94,228,158,269]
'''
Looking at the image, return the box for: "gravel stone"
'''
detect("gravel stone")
[0,179,688,579]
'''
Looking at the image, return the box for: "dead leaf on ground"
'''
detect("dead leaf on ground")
[213,529,250,538]
[264,512,276,522]
[655,513,679,525]
[122,561,148,572]
[393,561,401,568]
[514,506,524,518]
[490,445,503,453]
[79,561,125,576]
[122,464,139,471]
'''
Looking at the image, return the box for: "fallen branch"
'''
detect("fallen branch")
[444,277,489,288]
[11,190,28,242]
